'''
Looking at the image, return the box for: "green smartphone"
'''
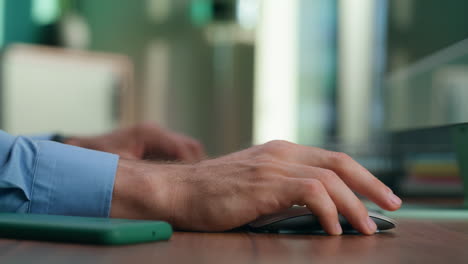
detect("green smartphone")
[0,213,172,245]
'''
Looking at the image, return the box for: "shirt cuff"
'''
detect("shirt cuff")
[29,141,118,217]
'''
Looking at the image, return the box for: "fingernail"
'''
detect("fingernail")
[333,223,343,235]
[389,193,402,206]
[367,217,377,233]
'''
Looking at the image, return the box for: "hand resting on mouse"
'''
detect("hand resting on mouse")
[110,140,402,235]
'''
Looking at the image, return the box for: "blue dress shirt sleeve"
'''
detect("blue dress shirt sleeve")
[29,134,54,141]
[0,130,118,217]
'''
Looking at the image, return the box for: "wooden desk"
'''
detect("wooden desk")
[1,219,467,264]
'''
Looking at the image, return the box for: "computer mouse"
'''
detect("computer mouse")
[247,206,396,234]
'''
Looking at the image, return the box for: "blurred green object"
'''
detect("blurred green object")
[32,0,60,25]
[384,209,468,220]
[364,201,468,220]
[191,0,213,26]
[0,213,173,245]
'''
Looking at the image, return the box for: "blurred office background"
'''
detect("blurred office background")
[2,0,468,197]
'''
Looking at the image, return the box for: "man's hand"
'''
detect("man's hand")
[110,140,402,235]
[66,123,205,162]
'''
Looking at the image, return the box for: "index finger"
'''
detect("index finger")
[265,141,402,211]
[307,149,401,211]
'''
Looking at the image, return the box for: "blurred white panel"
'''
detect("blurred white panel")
[432,66,468,125]
[338,0,375,144]
[254,0,299,144]
[1,45,127,135]
[143,40,170,126]
[236,0,259,30]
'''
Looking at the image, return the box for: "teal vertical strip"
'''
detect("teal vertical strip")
[0,0,4,47]
[190,0,212,26]
[451,124,468,207]
[3,0,39,46]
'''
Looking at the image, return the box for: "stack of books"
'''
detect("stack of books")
[400,153,463,196]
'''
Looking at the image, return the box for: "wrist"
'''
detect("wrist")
[109,159,177,222]
[110,159,148,218]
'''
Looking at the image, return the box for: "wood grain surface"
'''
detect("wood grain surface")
[1,219,468,264]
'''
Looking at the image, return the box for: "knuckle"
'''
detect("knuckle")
[303,179,325,194]
[268,139,290,145]
[329,151,352,166]
[250,157,278,173]
[268,139,292,148]
[320,168,338,179]
[315,168,341,185]
[257,197,287,214]
[253,155,274,165]
[262,140,293,154]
